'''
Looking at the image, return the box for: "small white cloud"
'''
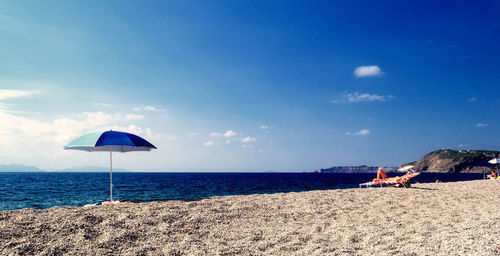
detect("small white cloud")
[144,105,159,111]
[125,114,144,121]
[355,129,371,136]
[133,105,167,112]
[260,125,270,129]
[242,136,257,143]
[224,130,237,138]
[332,92,393,104]
[242,144,253,149]
[467,97,477,103]
[225,140,231,144]
[475,123,488,127]
[210,132,222,137]
[346,92,392,103]
[0,89,40,100]
[353,65,383,77]
[457,144,467,148]
[203,141,214,147]
[344,131,352,136]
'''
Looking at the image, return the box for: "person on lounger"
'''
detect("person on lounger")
[373,167,388,181]
[487,169,497,179]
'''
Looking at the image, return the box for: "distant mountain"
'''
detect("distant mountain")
[312,165,397,173]
[0,164,46,172]
[54,166,131,172]
[413,149,500,173]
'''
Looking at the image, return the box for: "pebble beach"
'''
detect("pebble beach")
[1,180,499,255]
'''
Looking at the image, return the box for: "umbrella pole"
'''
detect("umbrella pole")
[110,151,113,202]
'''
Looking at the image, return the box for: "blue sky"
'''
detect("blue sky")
[0,1,499,171]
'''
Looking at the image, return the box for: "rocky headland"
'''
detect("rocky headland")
[412,149,499,172]
[314,149,500,173]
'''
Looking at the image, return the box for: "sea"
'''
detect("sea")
[0,172,485,211]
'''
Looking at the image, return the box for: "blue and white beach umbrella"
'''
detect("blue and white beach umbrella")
[64,130,157,201]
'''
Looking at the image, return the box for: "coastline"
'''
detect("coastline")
[1,180,499,255]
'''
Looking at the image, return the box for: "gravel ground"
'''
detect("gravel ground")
[1,180,499,255]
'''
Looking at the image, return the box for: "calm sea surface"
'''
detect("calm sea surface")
[0,172,484,211]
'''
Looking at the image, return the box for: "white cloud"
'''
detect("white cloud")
[133,105,167,112]
[242,144,253,149]
[0,89,40,100]
[0,101,168,169]
[355,129,371,136]
[475,123,488,127]
[0,107,156,155]
[344,131,352,135]
[210,132,222,137]
[144,105,159,111]
[353,65,383,77]
[125,114,144,121]
[347,93,391,103]
[225,140,231,144]
[83,112,113,127]
[224,130,237,138]
[242,136,257,143]
[0,110,90,158]
[332,92,393,104]
[259,125,270,129]
[467,97,477,103]
[203,141,214,147]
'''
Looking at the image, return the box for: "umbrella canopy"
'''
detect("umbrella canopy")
[64,130,157,201]
[398,165,415,172]
[64,130,157,152]
[488,158,500,164]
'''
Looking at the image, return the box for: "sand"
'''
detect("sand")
[1,180,499,256]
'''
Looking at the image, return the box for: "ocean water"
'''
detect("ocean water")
[0,172,484,211]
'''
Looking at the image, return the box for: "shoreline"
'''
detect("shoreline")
[0,172,486,212]
[0,172,479,212]
[1,180,499,255]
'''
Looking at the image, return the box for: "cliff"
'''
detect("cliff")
[413,149,499,173]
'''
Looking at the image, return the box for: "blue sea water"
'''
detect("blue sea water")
[0,172,484,211]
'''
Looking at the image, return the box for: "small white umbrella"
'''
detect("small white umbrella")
[398,165,415,172]
[488,158,500,164]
